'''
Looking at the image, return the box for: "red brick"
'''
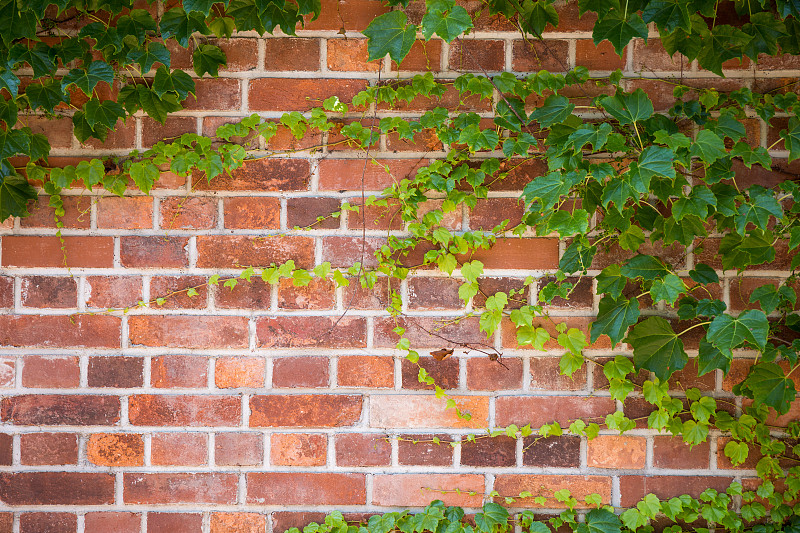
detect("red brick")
[142,116,196,147]
[247,473,365,505]
[249,394,362,427]
[0,358,12,388]
[211,513,266,533]
[151,433,208,466]
[23,195,91,228]
[337,356,394,388]
[216,432,263,466]
[2,395,120,425]
[277,278,336,309]
[373,474,483,507]
[393,39,442,71]
[250,78,367,111]
[370,395,488,429]
[449,39,505,71]
[467,357,523,390]
[328,38,380,71]
[619,476,733,507]
[462,435,516,466]
[211,38,259,71]
[336,433,390,466]
[397,433,452,466]
[85,276,142,309]
[303,0,388,31]
[318,158,427,191]
[84,512,141,533]
[0,473,114,504]
[20,513,76,533]
[494,475,611,508]
[321,236,383,268]
[264,38,320,70]
[182,78,240,110]
[468,238,559,269]
[215,278,273,309]
[272,433,327,466]
[0,315,120,349]
[197,235,315,269]
[20,433,78,465]
[87,433,144,467]
[631,39,689,71]
[215,357,265,388]
[512,39,569,72]
[342,277,391,310]
[0,513,9,532]
[576,40,626,70]
[128,315,249,348]
[151,355,208,388]
[0,434,10,465]
[667,358,716,391]
[272,356,329,388]
[223,197,280,229]
[287,197,341,229]
[124,473,237,504]
[128,395,241,426]
[2,236,114,267]
[522,435,581,467]
[496,396,615,427]
[469,198,525,230]
[194,158,310,191]
[147,513,203,533]
[407,277,463,309]
[385,128,443,152]
[150,276,208,309]
[373,316,486,348]
[587,435,646,469]
[530,357,588,391]
[402,357,459,390]
[160,196,217,229]
[652,436,710,469]
[0,277,12,308]
[120,236,189,268]
[88,356,143,388]
[257,316,367,348]
[97,196,153,229]
[22,355,80,388]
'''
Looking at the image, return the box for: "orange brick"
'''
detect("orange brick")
[271,433,327,466]
[215,357,265,388]
[96,196,153,229]
[587,436,646,469]
[370,395,488,429]
[494,475,612,508]
[373,474,484,507]
[87,433,144,467]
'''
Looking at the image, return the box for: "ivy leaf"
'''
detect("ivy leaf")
[363,11,417,62]
[475,503,509,533]
[689,263,719,284]
[421,4,473,42]
[628,316,688,380]
[25,79,69,113]
[530,94,575,127]
[650,273,686,305]
[127,41,171,73]
[84,98,125,130]
[641,0,691,33]
[730,142,771,169]
[0,99,17,127]
[590,295,640,346]
[599,88,653,125]
[567,122,612,152]
[0,0,37,48]
[689,129,727,164]
[735,186,783,234]
[746,362,797,414]
[596,264,626,299]
[672,185,716,220]
[661,214,705,246]
[780,117,800,162]
[183,0,218,15]
[0,128,30,160]
[696,25,752,76]
[193,43,227,77]
[578,509,622,533]
[153,66,196,100]
[544,209,589,237]
[137,85,183,123]
[160,7,210,47]
[458,125,499,152]
[636,145,675,184]
[697,337,731,376]
[116,9,158,44]
[742,12,785,59]
[61,61,115,96]
[0,68,21,98]
[749,284,784,315]
[0,171,37,220]
[707,309,769,357]
[620,254,670,281]
[592,11,648,55]
[16,43,57,79]
[520,0,559,37]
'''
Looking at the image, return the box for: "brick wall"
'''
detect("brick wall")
[1,0,797,531]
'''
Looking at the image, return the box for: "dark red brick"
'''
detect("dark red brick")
[272,357,330,388]
[88,356,143,388]
[2,395,120,425]
[0,473,114,504]
[249,394,362,427]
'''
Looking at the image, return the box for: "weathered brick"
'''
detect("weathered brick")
[249,79,367,111]
[529,357,588,391]
[264,38,320,70]
[370,395,488,429]
[393,39,443,71]
[160,196,217,229]
[2,395,119,425]
[182,78,240,111]
[257,316,367,348]
[619,476,733,507]
[0,315,120,349]
[3,236,114,267]
[96,196,153,229]
[151,355,208,388]
[124,473,237,504]
[287,197,341,229]
[0,434,11,466]
[211,38,258,71]
[20,433,78,465]
[84,512,141,533]
[250,394,362,427]
[247,473,365,505]
[461,435,516,467]
[652,436,710,470]
[142,116,196,147]
[401,357,459,390]
[197,235,315,269]
[22,355,80,388]
[271,433,326,466]
[0,472,114,504]
[337,356,394,388]
[575,40,626,70]
[128,395,241,426]
[278,278,336,309]
[23,195,91,229]
[211,512,266,533]
[272,356,329,388]
[397,434,452,466]
[449,39,505,71]
[21,276,77,308]
[523,435,580,467]
[146,513,203,533]
[87,433,144,467]
[494,475,611,508]
[496,396,615,427]
[407,277,463,310]
[318,158,427,191]
[336,433,390,466]
[373,474,483,507]
[215,432,264,466]
[0,277,12,309]
[328,38,379,71]
[587,436,646,469]
[215,278,273,309]
[373,316,485,349]
[467,357,523,390]
[120,236,189,268]
[215,357,265,388]
[151,433,208,466]
[85,276,142,308]
[512,39,569,72]
[88,356,143,388]
[194,159,310,191]
[128,316,249,348]
[20,513,76,533]
[223,197,280,229]
[0,358,12,388]
[321,236,384,268]
[304,0,388,30]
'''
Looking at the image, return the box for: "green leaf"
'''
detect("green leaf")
[672,185,716,221]
[641,0,691,33]
[129,161,159,195]
[600,88,653,125]
[590,295,640,346]
[707,309,769,357]
[592,11,648,55]
[650,273,686,305]
[0,128,30,160]
[127,41,171,73]
[724,440,750,466]
[689,130,727,164]
[636,145,676,184]
[0,171,37,220]
[0,98,17,127]
[0,68,21,98]
[689,263,719,284]
[184,0,218,15]
[529,95,575,128]
[16,43,57,79]
[160,7,210,47]
[543,209,589,237]
[193,43,228,77]
[116,9,158,43]
[520,0,559,37]
[578,509,621,533]
[25,79,69,113]
[475,503,508,533]
[363,11,417,62]
[697,337,730,375]
[620,254,670,281]
[628,316,688,380]
[421,4,473,42]
[61,61,115,96]
[746,362,797,414]
[137,85,183,124]
[84,98,125,130]
[153,66,196,100]
[596,264,626,299]
[742,12,786,59]
[696,25,752,76]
